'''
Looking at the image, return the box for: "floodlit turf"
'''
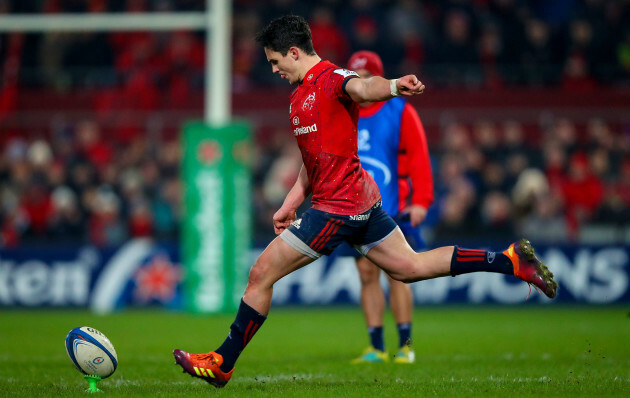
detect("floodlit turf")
[0,306,628,397]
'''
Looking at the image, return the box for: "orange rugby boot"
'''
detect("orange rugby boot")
[173,349,233,388]
[504,238,558,299]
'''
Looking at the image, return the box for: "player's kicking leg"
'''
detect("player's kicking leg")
[366,228,557,298]
[360,206,557,298]
[174,237,315,387]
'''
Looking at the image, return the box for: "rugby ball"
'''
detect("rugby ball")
[65,326,118,378]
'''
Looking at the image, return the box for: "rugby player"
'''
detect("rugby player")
[174,15,557,388]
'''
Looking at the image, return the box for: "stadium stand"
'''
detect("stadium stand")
[0,0,629,247]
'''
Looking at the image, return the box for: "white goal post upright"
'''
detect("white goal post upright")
[207,0,231,126]
[0,1,253,314]
[0,0,232,126]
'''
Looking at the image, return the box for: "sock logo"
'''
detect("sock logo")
[487,251,496,263]
[243,321,260,347]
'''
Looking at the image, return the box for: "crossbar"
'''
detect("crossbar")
[0,0,231,125]
[0,13,206,32]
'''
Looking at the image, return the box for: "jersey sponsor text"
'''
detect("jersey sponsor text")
[293,123,318,136]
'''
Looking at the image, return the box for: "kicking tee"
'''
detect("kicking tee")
[289,60,381,215]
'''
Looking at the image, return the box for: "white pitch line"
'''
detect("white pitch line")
[442,376,630,383]
[239,373,323,383]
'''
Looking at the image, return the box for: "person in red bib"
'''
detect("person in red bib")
[173,15,558,388]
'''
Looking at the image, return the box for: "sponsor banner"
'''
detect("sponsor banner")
[0,239,182,311]
[272,245,630,305]
[0,243,628,308]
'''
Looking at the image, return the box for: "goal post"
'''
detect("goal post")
[0,0,253,314]
[0,0,230,125]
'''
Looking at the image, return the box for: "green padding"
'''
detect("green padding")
[181,121,252,313]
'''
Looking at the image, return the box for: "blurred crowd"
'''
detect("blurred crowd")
[1,0,629,91]
[428,117,630,244]
[1,0,630,248]
[2,115,629,248]
[0,120,182,247]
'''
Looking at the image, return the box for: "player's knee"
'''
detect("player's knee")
[358,266,379,285]
[387,258,419,283]
[387,272,407,283]
[248,256,271,287]
[356,258,380,285]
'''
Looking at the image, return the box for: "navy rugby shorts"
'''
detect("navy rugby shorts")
[334,213,426,258]
[280,201,398,259]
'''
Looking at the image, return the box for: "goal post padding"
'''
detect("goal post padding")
[182,121,252,313]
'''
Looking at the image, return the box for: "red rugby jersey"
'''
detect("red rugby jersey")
[289,60,381,215]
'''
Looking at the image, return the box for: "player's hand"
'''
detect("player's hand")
[398,75,425,96]
[273,207,297,235]
[403,205,428,227]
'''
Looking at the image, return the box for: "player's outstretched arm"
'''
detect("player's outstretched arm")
[273,164,311,235]
[345,74,425,103]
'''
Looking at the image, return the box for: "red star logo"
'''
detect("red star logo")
[133,255,182,304]
[197,140,221,166]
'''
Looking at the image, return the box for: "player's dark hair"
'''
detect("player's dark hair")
[255,15,316,56]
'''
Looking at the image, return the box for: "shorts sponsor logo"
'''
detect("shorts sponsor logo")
[487,252,496,263]
[349,214,370,221]
[291,219,302,229]
[293,123,318,136]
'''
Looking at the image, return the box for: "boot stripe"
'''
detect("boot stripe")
[193,366,215,379]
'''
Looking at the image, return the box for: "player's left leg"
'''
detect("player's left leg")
[360,208,558,298]
[174,236,315,388]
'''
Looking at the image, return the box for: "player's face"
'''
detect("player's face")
[264,48,299,84]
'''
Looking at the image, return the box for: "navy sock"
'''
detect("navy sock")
[450,246,513,276]
[397,323,412,348]
[368,326,384,352]
[215,299,267,372]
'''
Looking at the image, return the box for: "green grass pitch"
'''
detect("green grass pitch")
[0,306,628,397]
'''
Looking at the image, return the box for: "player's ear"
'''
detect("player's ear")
[288,47,300,61]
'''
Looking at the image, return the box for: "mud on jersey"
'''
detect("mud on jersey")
[289,60,381,215]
